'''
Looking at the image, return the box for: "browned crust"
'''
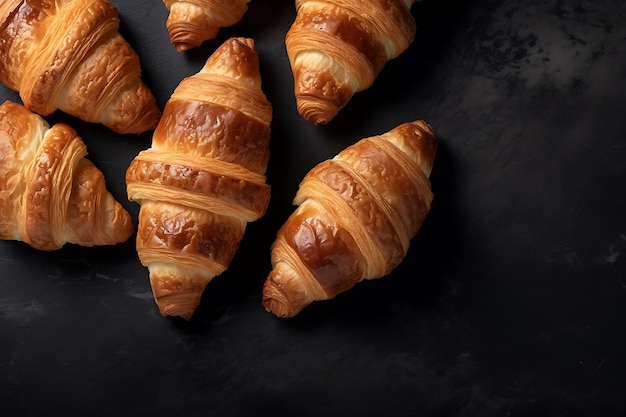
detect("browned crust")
[126,156,270,221]
[136,202,246,275]
[152,99,270,174]
[279,205,365,296]
[302,159,407,274]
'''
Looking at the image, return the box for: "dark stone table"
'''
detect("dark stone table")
[2,0,625,415]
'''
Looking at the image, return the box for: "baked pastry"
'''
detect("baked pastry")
[0,0,161,134]
[262,120,436,318]
[286,0,419,124]
[126,37,272,320]
[163,0,251,52]
[0,100,134,250]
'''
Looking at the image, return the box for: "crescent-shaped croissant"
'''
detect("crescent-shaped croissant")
[0,0,161,134]
[126,37,272,320]
[162,0,251,52]
[0,100,134,251]
[262,120,436,318]
[286,0,419,124]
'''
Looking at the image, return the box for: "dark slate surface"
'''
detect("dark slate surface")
[2,0,626,415]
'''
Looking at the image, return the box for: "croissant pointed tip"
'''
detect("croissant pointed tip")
[174,42,194,53]
[164,0,248,52]
[153,289,201,321]
[233,37,255,49]
[103,85,162,134]
[307,113,332,125]
[158,301,195,321]
[295,95,341,125]
[149,270,211,321]
[109,201,135,244]
[262,294,296,319]
[262,271,310,318]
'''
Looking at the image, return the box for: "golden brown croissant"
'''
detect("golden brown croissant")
[0,100,134,251]
[262,120,436,318]
[0,0,161,134]
[286,0,419,124]
[163,0,251,52]
[126,37,272,320]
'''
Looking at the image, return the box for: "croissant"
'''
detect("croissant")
[163,0,251,52]
[0,100,134,251]
[126,37,272,320]
[262,120,436,318]
[286,0,419,124]
[0,0,161,134]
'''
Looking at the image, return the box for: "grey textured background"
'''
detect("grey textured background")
[2,0,626,415]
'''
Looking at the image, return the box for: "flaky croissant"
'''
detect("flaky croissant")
[163,0,251,52]
[262,120,436,318]
[0,0,161,134]
[286,0,419,124]
[126,37,272,320]
[0,100,134,251]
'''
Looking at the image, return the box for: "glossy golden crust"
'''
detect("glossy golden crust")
[0,100,134,250]
[286,0,418,124]
[126,37,272,320]
[151,100,270,174]
[0,0,161,134]
[263,200,366,318]
[136,201,246,276]
[262,120,436,318]
[126,150,270,222]
[163,0,250,52]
